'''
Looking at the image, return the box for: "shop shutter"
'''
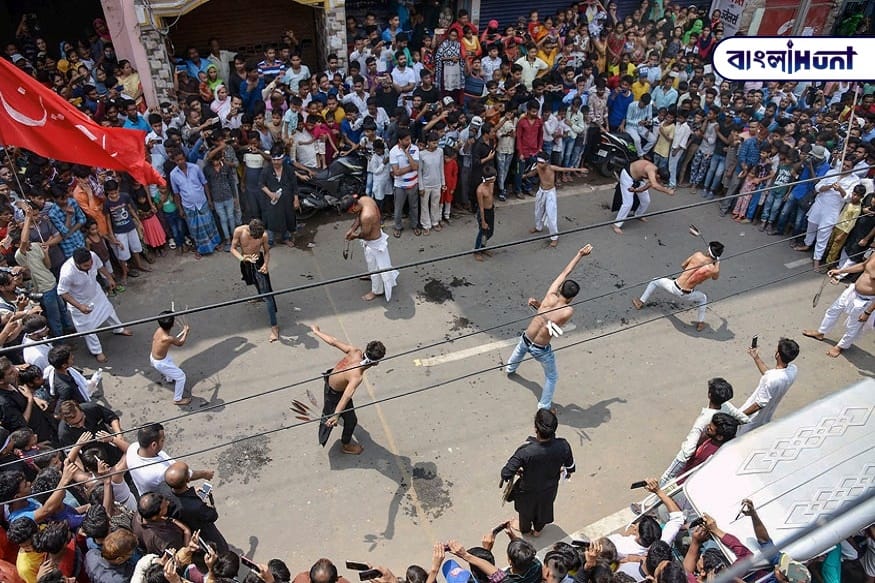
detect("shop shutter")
[477,0,578,31]
[169,0,318,65]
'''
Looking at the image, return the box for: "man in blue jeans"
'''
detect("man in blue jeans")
[505,245,593,411]
[776,145,831,239]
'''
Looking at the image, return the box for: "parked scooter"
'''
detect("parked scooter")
[296,152,366,219]
[589,129,639,178]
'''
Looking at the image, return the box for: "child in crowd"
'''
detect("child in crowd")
[732,147,772,223]
[135,188,167,256]
[825,184,866,265]
[368,139,391,217]
[84,220,120,293]
[442,147,459,223]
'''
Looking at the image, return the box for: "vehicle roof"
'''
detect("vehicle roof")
[683,378,875,562]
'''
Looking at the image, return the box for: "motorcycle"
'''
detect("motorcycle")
[589,129,639,178]
[296,152,366,220]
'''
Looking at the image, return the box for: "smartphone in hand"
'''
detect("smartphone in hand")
[346,562,370,571]
[358,569,382,581]
[751,335,758,349]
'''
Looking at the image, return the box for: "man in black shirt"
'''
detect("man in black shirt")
[164,461,228,551]
[57,400,123,447]
[0,357,56,444]
[413,70,440,106]
[500,409,575,536]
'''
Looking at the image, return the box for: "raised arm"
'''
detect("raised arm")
[646,165,675,195]
[547,245,593,295]
[309,324,356,353]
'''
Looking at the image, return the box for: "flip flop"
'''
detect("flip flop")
[414,228,422,236]
[393,230,401,238]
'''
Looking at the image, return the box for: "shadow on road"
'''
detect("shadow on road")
[665,313,735,341]
[328,426,452,550]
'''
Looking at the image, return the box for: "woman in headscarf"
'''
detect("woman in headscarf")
[435,28,464,101]
[210,84,232,119]
[93,18,112,43]
[205,63,223,92]
[116,59,145,111]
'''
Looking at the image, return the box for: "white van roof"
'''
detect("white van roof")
[683,378,875,563]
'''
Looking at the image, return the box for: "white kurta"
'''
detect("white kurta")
[56,252,125,355]
[362,231,399,301]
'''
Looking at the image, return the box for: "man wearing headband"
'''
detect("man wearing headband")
[523,152,589,247]
[309,324,386,454]
[506,245,593,411]
[613,158,675,235]
[473,165,498,261]
[633,241,724,332]
[343,195,399,301]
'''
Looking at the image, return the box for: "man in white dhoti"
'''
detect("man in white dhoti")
[793,157,860,269]
[803,253,875,358]
[344,195,398,301]
[57,248,132,363]
[613,159,674,235]
[523,152,589,247]
[150,311,191,405]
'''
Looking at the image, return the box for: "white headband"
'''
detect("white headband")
[360,353,381,366]
[708,246,719,260]
[482,176,496,182]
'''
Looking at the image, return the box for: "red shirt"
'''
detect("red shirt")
[678,437,722,482]
[515,116,544,159]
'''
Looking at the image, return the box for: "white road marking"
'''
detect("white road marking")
[414,324,577,367]
[785,258,811,269]
[568,507,636,541]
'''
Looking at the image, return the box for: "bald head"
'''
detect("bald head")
[164,461,190,490]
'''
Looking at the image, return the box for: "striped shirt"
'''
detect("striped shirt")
[389,144,420,189]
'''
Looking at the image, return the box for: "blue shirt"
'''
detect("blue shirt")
[186,58,211,79]
[122,114,151,132]
[340,119,362,145]
[47,199,87,258]
[651,86,678,110]
[735,136,766,173]
[607,90,634,129]
[240,78,266,116]
[170,163,209,209]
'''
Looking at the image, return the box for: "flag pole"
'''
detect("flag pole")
[1,144,29,200]
[838,84,859,171]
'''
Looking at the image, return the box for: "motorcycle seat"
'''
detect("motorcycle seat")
[311,168,330,181]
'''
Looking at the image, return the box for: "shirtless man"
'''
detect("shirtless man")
[231,219,279,342]
[613,159,675,235]
[474,165,497,261]
[524,152,589,247]
[150,311,191,405]
[344,195,399,301]
[632,241,724,331]
[803,253,875,357]
[505,245,593,410]
[309,324,386,454]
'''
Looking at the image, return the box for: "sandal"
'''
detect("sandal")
[414,228,422,236]
[168,240,177,250]
[393,230,401,238]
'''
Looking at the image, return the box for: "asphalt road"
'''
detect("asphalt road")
[70,178,874,569]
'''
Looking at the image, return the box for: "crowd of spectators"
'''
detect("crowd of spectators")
[1,3,875,583]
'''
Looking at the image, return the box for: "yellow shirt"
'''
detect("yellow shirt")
[322,107,345,124]
[17,550,44,583]
[836,202,861,234]
[631,81,651,101]
[653,122,675,158]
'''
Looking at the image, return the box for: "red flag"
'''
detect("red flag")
[0,58,165,186]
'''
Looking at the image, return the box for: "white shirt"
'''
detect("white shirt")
[57,252,105,305]
[672,403,749,463]
[389,143,420,189]
[282,64,311,93]
[292,128,318,168]
[481,56,503,82]
[738,364,798,434]
[22,335,51,371]
[391,66,417,103]
[671,121,692,151]
[126,447,175,495]
[609,511,685,558]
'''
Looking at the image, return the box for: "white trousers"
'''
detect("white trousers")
[615,170,651,228]
[362,231,399,301]
[639,277,708,323]
[150,353,187,400]
[628,126,657,156]
[419,187,441,229]
[534,187,559,240]
[804,215,840,262]
[70,298,126,356]
[818,284,873,349]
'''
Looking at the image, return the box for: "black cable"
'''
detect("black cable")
[0,258,831,504]
[6,222,865,471]
[5,163,867,354]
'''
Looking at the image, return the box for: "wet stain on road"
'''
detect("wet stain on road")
[402,462,453,521]
[450,316,471,331]
[217,436,273,485]
[449,276,473,288]
[420,278,453,303]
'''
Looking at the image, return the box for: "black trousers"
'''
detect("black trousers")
[322,374,357,444]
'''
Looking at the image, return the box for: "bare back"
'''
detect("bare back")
[357,197,382,241]
[525,293,574,346]
[151,328,175,360]
[677,251,719,290]
[855,255,875,296]
[327,349,365,392]
[628,159,657,181]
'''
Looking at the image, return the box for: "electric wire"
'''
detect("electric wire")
[3,215,866,471]
[4,163,867,354]
[0,258,834,505]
